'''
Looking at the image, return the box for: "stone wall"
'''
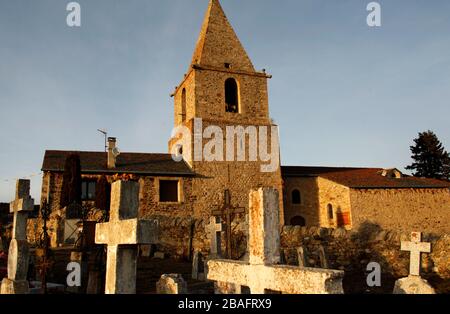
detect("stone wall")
[281,225,450,293]
[350,188,450,234]
[141,214,248,261]
[283,177,352,229]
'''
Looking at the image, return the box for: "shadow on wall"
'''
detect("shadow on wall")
[281,220,450,294]
[344,221,395,294]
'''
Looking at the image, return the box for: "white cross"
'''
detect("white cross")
[206,188,344,294]
[401,232,431,276]
[9,179,34,241]
[95,180,158,294]
[205,216,223,257]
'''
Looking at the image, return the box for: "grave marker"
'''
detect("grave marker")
[207,188,344,294]
[1,179,34,294]
[400,232,430,276]
[205,216,224,258]
[95,180,158,294]
[393,232,435,294]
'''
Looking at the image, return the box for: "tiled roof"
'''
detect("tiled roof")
[282,166,450,189]
[42,151,194,177]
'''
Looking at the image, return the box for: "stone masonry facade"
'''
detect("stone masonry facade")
[283,175,450,234]
[32,0,450,262]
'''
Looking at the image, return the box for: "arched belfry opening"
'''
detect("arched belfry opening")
[225,78,239,113]
[181,88,187,121]
[291,189,301,204]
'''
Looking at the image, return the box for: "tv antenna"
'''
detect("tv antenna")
[97,129,108,152]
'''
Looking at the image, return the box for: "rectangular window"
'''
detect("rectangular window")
[159,180,179,203]
[82,181,96,200]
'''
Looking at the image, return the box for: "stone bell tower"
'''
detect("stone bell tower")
[169,0,284,226]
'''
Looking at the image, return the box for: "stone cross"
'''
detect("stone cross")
[212,189,245,259]
[10,179,34,241]
[207,188,344,294]
[205,216,224,257]
[95,180,158,294]
[1,179,34,294]
[401,232,431,276]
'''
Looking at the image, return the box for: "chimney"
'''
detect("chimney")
[107,137,117,169]
[380,168,402,179]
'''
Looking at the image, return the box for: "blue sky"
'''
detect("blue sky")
[0,0,449,202]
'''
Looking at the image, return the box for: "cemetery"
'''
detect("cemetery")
[0,0,449,297]
[0,177,447,294]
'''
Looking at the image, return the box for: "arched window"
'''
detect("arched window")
[291,189,301,204]
[225,78,239,113]
[327,204,334,220]
[290,216,306,227]
[181,88,187,121]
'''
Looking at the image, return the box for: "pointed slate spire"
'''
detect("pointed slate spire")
[191,0,255,72]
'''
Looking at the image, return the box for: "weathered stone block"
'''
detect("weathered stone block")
[95,219,158,245]
[156,274,187,294]
[7,239,30,281]
[393,276,436,294]
[154,252,165,259]
[1,278,29,294]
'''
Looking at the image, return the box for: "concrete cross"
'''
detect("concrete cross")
[212,189,245,259]
[1,179,34,294]
[95,180,158,294]
[207,188,344,294]
[10,179,34,241]
[401,232,431,277]
[205,216,224,257]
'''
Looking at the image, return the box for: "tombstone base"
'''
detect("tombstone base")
[156,274,187,294]
[393,276,436,294]
[214,281,242,294]
[1,278,29,294]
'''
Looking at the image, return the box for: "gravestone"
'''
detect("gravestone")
[393,232,435,294]
[279,249,287,264]
[296,246,308,267]
[1,180,34,294]
[95,180,158,294]
[192,251,205,281]
[318,245,329,269]
[207,188,344,294]
[205,216,224,258]
[212,190,245,259]
[156,274,187,294]
[154,252,165,259]
[140,244,152,257]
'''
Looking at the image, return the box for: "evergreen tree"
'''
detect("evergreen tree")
[60,153,82,208]
[95,175,110,212]
[406,130,450,180]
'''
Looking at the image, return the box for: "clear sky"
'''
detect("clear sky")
[0,0,449,202]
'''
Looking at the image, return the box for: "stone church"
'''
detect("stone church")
[37,0,450,257]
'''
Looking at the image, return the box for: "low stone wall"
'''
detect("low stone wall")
[142,214,248,261]
[281,224,450,293]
